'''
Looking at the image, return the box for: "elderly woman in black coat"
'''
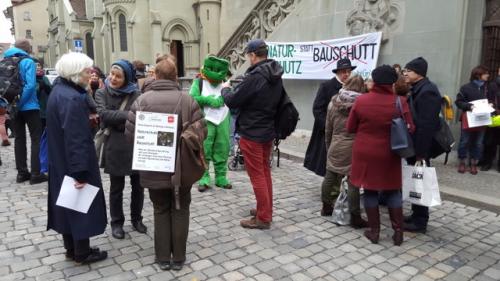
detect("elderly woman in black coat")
[46,52,107,264]
[95,59,145,239]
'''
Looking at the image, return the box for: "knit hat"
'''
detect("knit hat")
[371,65,398,85]
[112,59,136,84]
[405,57,428,77]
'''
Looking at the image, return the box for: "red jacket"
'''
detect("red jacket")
[347,85,415,191]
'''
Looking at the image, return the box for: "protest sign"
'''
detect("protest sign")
[132,111,178,173]
[267,32,382,80]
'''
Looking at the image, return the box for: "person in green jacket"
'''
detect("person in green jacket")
[189,56,232,192]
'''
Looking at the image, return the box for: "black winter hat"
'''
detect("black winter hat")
[332,58,357,73]
[371,65,398,85]
[405,57,428,77]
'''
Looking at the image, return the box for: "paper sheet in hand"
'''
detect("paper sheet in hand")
[204,105,229,125]
[471,99,495,114]
[56,176,99,214]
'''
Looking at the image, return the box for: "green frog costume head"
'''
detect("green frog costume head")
[201,56,230,83]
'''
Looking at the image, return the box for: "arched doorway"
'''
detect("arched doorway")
[85,32,94,59]
[170,40,185,77]
[482,0,500,75]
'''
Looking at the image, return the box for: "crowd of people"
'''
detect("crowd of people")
[306,56,500,244]
[0,36,499,271]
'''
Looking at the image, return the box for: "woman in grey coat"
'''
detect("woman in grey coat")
[95,59,145,239]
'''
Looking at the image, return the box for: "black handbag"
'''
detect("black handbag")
[391,96,415,158]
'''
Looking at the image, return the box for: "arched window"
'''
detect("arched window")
[118,14,128,51]
[85,33,94,59]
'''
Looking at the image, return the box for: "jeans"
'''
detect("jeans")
[364,190,402,208]
[482,127,500,166]
[13,110,42,175]
[321,170,342,205]
[109,174,144,227]
[240,137,273,223]
[458,129,485,160]
[149,188,191,263]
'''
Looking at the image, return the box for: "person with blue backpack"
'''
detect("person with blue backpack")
[2,39,47,184]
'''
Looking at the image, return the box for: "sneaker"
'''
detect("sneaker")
[16,172,31,183]
[240,217,271,230]
[30,174,48,185]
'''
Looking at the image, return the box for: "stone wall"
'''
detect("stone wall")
[265,0,484,131]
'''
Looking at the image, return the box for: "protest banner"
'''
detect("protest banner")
[267,32,382,80]
[132,111,178,173]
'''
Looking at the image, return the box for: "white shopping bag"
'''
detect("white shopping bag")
[332,176,350,225]
[402,162,441,207]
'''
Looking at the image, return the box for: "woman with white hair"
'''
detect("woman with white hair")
[46,52,108,264]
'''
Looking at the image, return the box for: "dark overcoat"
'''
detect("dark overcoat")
[95,87,140,176]
[347,85,415,191]
[304,77,343,176]
[46,78,107,240]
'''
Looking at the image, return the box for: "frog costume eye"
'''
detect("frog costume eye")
[201,56,230,82]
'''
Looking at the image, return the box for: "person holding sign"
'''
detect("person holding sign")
[46,52,108,264]
[125,59,206,271]
[455,65,491,175]
[304,58,355,216]
[95,59,146,240]
[189,56,232,191]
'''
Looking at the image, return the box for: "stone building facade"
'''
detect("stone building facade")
[11,0,50,63]
[44,0,495,133]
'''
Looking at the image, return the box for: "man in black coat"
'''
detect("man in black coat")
[403,57,442,233]
[304,58,355,181]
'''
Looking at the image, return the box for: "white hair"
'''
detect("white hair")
[55,52,93,84]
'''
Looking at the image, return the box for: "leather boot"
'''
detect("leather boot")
[321,202,333,216]
[363,207,380,244]
[458,160,466,173]
[388,207,404,246]
[350,213,368,229]
[470,159,478,175]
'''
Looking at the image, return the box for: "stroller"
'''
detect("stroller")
[228,135,279,171]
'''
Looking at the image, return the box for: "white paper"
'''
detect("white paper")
[466,111,492,128]
[471,99,495,114]
[132,111,178,173]
[204,105,229,125]
[56,176,99,214]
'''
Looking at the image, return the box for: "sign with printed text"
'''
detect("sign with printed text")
[267,32,382,80]
[132,111,178,173]
[73,39,83,53]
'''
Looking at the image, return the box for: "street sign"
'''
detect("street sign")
[73,39,83,53]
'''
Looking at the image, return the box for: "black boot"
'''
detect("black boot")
[132,220,147,234]
[111,225,125,239]
[388,207,404,246]
[364,207,380,244]
[321,202,333,216]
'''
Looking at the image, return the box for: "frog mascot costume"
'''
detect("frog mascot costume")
[190,56,232,192]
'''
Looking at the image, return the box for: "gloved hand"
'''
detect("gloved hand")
[206,95,224,108]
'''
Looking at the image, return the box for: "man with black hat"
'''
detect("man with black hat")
[304,58,356,216]
[221,39,284,229]
[403,57,442,233]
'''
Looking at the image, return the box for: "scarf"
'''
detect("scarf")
[104,78,138,95]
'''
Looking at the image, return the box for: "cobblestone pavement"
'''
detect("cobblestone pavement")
[1,143,500,281]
